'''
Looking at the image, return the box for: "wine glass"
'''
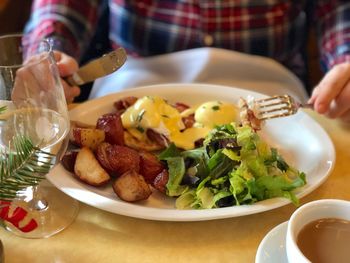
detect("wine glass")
[0,34,79,238]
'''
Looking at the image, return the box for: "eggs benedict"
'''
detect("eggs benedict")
[121,96,240,150]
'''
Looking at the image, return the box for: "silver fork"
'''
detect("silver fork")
[255,95,313,120]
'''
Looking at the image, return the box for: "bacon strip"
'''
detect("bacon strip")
[114,96,138,112]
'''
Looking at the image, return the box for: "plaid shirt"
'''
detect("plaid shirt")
[24,0,350,79]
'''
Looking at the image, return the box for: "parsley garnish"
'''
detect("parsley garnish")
[136,109,146,122]
[136,126,145,133]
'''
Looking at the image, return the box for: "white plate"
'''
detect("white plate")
[255,221,289,263]
[47,83,335,221]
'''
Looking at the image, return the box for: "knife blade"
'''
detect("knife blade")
[65,47,127,86]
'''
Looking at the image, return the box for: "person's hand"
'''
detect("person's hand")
[11,51,81,107]
[308,62,350,122]
[53,51,81,103]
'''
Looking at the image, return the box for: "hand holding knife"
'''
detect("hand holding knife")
[65,47,127,86]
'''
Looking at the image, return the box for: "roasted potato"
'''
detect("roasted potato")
[74,147,110,186]
[113,170,152,202]
[96,142,140,176]
[139,151,165,183]
[70,127,105,150]
[152,169,169,194]
[61,150,79,173]
[96,113,125,145]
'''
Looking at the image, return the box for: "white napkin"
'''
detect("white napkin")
[90,47,308,102]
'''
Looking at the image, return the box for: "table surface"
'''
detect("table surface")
[1,109,349,263]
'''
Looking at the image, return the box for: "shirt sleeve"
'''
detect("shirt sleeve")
[24,0,101,60]
[315,1,350,71]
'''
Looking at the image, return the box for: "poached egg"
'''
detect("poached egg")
[121,96,239,150]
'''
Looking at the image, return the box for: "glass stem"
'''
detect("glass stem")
[28,186,48,211]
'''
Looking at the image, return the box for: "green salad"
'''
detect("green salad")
[158,123,306,209]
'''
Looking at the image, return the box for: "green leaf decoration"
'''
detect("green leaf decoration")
[0,106,6,114]
[0,136,56,201]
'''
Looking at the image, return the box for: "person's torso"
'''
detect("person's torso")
[109,0,307,62]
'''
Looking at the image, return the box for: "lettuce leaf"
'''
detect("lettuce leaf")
[162,123,306,209]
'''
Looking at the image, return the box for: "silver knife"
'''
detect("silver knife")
[65,47,127,86]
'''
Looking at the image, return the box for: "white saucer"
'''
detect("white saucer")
[255,221,289,263]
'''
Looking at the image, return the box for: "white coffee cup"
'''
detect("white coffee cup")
[286,199,350,263]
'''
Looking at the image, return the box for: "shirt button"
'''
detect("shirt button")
[203,34,214,46]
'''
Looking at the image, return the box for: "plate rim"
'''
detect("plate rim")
[48,83,335,221]
[255,221,289,263]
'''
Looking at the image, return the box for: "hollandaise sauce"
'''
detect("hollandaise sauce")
[121,96,240,150]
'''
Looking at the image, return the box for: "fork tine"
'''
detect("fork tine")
[255,94,299,120]
[259,101,290,108]
[259,111,295,120]
[256,94,291,102]
[260,106,293,114]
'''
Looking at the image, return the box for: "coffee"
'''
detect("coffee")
[297,218,350,263]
